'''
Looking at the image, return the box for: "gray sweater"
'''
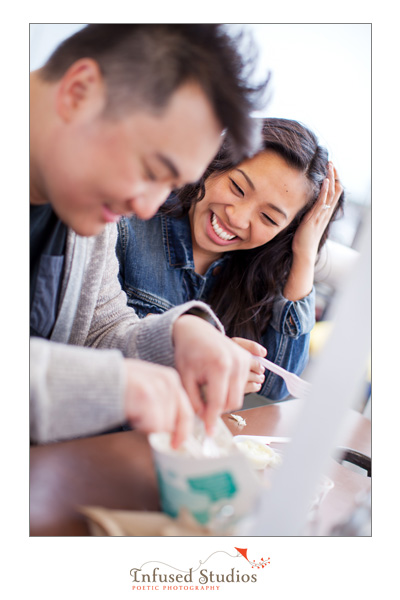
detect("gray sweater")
[30,223,223,443]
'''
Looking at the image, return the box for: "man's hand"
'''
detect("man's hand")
[173,315,252,434]
[123,358,194,448]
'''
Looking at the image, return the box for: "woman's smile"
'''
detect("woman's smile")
[206,210,240,245]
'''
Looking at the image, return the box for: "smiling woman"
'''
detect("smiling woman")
[189,150,313,274]
[116,118,345,401]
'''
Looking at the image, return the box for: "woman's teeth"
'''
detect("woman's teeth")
[211,213,236,241]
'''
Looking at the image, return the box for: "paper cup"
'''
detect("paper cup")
[149,422,261,529]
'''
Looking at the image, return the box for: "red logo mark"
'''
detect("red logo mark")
[235,547,270,568]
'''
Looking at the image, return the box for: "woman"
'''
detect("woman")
[116,118,344,399]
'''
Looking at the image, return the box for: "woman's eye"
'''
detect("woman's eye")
[229,178,244,196]
[262,213,278,226]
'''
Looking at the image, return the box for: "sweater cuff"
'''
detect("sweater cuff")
[183,306,220,327]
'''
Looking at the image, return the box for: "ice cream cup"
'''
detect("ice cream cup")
[148,420,261,530]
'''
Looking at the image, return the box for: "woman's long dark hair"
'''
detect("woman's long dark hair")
[163,118,345,342]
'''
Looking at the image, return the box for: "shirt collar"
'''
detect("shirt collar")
[161,210,228,275]
[162,211,194,269]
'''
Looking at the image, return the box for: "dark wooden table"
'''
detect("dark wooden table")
[30,401,371,536]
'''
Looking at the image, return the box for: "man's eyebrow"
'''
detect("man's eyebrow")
[235,167,288,220]
[155,153,180,179]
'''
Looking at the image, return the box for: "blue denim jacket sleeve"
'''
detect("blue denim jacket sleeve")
[258,287,315,400]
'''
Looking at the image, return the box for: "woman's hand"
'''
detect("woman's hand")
[231,337,266,394]
[284,162,343,301]
[292,162,343,261]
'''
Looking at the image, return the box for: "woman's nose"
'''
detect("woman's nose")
[225,202,251,230]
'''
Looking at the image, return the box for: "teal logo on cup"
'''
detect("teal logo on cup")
[156,467,238,524]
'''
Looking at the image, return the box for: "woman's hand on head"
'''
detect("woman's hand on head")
[292,162,343,261]
[231,337,267,394]
[284,163,343,302]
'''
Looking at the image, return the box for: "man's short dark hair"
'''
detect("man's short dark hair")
[40,24,270,161]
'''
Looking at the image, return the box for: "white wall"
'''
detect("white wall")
[30,24,85,70]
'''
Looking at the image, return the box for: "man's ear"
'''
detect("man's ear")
[55,58,106,122]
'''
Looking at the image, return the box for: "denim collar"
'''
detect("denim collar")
[161,211,228,275]
[161,212,194,269]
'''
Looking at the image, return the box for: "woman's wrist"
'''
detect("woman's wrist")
[291,247,318,267]
[284,254,315,301]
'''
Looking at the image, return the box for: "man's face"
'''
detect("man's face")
[39,82,223,236]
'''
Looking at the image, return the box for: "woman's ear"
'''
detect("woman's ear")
[55,58,106,123]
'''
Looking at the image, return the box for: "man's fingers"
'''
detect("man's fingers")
[201,365,230,435]
[170,393,195,449]
[179,373,206,418]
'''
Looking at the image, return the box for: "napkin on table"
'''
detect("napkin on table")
[80,506,216,536]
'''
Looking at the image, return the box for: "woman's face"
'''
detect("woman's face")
[189,150,312,270]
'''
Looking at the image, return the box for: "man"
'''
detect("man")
[30,24,268,447]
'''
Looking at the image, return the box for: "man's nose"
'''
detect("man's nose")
[127,184,171,220]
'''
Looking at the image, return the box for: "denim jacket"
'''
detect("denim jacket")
[116,211,315,400]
